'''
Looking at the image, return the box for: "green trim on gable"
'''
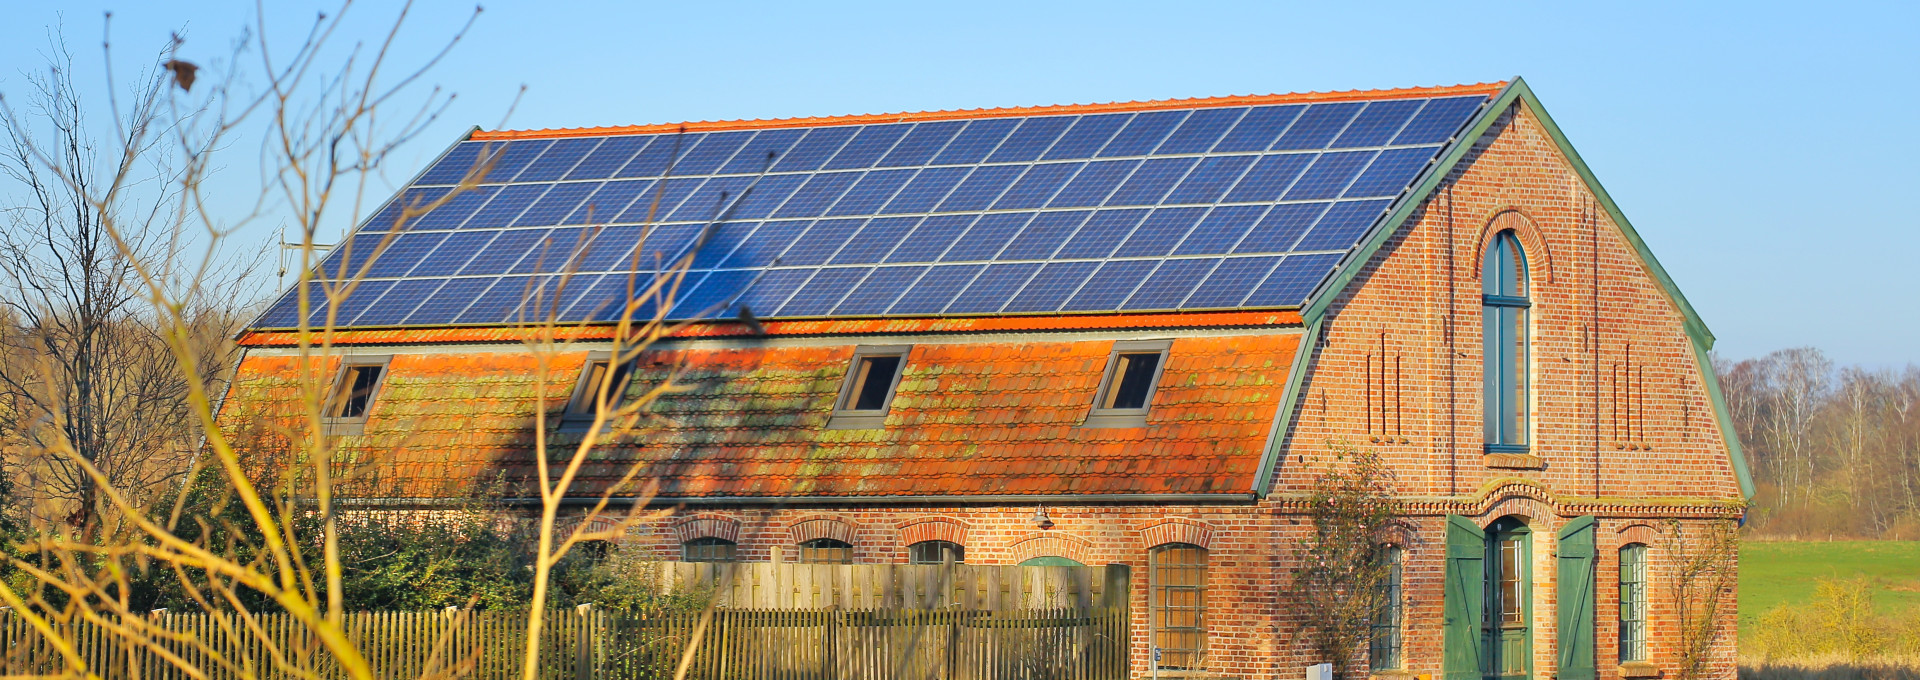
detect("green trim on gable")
[1252,316,1323,494]
[1271,77,1753,500]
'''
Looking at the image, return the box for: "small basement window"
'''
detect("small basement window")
[1084,339,1172,428]
[908,540,964,565]
[798,538,854,564]
[827,345,910,430]
[682,537,738,563]
[324,357,390,435]
[563,353,634,425]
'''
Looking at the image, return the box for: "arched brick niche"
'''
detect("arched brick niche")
[1473,208,1557,285]
[1009,532,1093,564]
[1136,518,1215,549]
[1617,522,1660,547]
[897,517,968,547]
[555,514,624,539]
[672,513,741,543]
[787,514,856,544]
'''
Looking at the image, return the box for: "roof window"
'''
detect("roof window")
[324,356,391,435]
[827,345,909,430]
[1084,340,1171,428]
[563,352,634,427]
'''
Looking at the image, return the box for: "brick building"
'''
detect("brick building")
[228,78,1750,678]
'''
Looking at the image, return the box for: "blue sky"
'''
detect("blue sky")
[3,1,1915,365]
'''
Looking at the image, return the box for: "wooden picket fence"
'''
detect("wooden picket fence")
[0,564,1131,679]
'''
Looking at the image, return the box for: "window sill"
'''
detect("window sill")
[1483,452,1545,470]
[1619,661,1661,678]
[1080,412,1149,429]
[826,411,889,430]
[322,420,367,437]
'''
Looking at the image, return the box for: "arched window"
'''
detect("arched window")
[1482,231,1530,451]
[682,537,738,563]
[1018,556,1086,567]
[799,538,854,564]
[908,540,964,565]
[1369,545,1404,670]
[1150,543,1207,671]
[1618,543,1649,662]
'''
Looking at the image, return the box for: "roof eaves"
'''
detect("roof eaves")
[471,82,1508,141]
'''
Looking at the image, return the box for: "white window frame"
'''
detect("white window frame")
[323,355,392,436]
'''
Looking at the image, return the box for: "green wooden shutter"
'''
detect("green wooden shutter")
[1443,515,1486,680]
[1556,516,1597,680]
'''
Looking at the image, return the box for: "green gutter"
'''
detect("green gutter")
[1267,77,1753,500]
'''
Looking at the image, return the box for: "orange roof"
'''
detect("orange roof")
[224,333,1300,499]
[235,310,1304,347]
[472,82,1507,141]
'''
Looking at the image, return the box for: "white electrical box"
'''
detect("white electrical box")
[1306,663,1333,680]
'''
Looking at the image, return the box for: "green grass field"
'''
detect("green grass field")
[1740,540,1920,634]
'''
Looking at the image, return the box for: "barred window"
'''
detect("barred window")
[799,538,853,564]
[907,540,964,565]
[682,537,737,563]
[1150,543,1207,670]
[1619,543,1649,662]
[1369,545,1405,670]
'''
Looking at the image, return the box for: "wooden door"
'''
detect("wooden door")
[1483,518,1531,680]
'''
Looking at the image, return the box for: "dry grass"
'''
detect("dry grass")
[1741,654,1920,680]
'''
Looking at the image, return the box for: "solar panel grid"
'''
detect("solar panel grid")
[260,92,1490,328]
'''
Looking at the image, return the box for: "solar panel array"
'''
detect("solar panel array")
[255,94,1487,329]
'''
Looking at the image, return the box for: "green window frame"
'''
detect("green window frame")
[682,537,737,563]
[798,538,853,564]
[1618,543,1648,662]
[907,540,964,565]
[1370,545,1405,670]
[1482,231,1529,452]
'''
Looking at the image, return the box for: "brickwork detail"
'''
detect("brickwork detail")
[896,517,968,547]
[1617,521,1661,547]
[1007,532,1094,564]
[786,515,857,545]
[1135,518,1214,549]
[672,513,740,543]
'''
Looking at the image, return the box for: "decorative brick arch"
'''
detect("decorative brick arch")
[787,514,856,545]
[1008,532,1093,565]
[1136,518,1215,550]
[1471,480,1560,531]
[1617,522,1660,547]
[1373,520,1420,549]
[1472,208,1557,285]
[897,517,968,547]
[555,514,624,539]
[672,513,740,544]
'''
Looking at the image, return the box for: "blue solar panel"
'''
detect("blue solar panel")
[778,267,867,316]
[1099,111,1185,157]
[1185,256,1280,308]
[1214,105,1304,153]
[942,212,1031,261]
[483,140,552,183]
[931,119,1019,165]
[1055,209,1147,259]
[1113,208,1204,257]
[311,280,394,327]
[1156,108,1243,154]
[1272,102,1362,151]
[515,138,599,182]
[1105,157,1194,206]
[1393,96,1482,145]
[831,216,919,264]
[1283,151,1377,201]
[948,263,1041,313]
[565,136,646,180]
[265,91,1492,328]
[833,265,925,315]
[992,163,1079,210]
[999,210,1089,260]
[780,219,866,265]
[1124,258,1216,310]
[986,117,1074,163]
[1043,114,1129,160]
[1003,261,1098,312]
[878,121,963,168]
[1174,205,1266,256]
[719,128,804,175]
[825,125,910,170]
[1333,99,1424,148]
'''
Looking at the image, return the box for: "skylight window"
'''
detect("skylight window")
[564,353,634,425]
[1085,340,1172,428]
[324,357,390,435]
[827,345,909,430]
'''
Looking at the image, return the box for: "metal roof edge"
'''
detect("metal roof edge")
[1252,316,1323,497]
[333,493,1261,508]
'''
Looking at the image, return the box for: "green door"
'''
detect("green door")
[1484,518,1532,680]
[1443,516,1486,680]
[1556,516,1597,680]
